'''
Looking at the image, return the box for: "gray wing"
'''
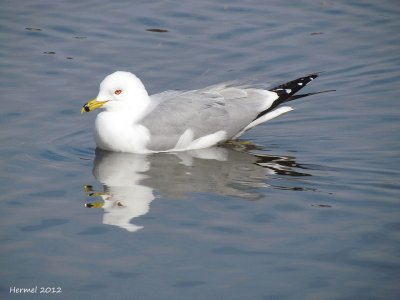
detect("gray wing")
[140,83,273,151]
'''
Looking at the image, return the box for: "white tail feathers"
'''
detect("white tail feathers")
[232,106,294,139]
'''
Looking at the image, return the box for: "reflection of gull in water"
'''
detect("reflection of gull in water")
[84,144,310,232]
[85,152,152,232]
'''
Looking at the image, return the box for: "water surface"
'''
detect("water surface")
[1,0,400,299]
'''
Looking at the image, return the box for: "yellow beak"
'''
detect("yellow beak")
[81,98,109,113]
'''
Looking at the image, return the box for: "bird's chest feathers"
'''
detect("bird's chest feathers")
[95,112,151,153]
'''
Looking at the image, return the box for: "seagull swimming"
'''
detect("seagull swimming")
[81,71,328,153]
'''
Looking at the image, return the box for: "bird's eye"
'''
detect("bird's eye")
[114,89,122,95]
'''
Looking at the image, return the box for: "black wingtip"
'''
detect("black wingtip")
[254,73,329,121]
[288,89,336,100]
[269,73,319,99]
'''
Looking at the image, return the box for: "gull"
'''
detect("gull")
[81,71,329,153]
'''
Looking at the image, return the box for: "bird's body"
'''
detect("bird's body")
[82,71,325,153]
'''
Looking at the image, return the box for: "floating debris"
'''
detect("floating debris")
[74,36,87,39]
[43,51,56,54]
[25,27,42,31]
[310,32,324,36]
[311,204,332,208]
[146,28,169,33]
[66,57,73,60]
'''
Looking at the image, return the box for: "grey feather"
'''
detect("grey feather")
[140,83,270,151]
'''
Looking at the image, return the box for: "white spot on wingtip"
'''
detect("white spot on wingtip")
[298,82,303,86]
[285,89,291,93]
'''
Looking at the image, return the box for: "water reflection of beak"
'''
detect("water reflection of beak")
[88,192,107,197]
[85,201,104,208]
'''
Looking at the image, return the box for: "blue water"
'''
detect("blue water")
[1,0,400,299]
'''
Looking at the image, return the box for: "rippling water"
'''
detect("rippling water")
[1,0,400,299]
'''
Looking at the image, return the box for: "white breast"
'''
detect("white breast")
[95,111,151,153]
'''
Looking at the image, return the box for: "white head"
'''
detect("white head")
[82,71,150,113]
